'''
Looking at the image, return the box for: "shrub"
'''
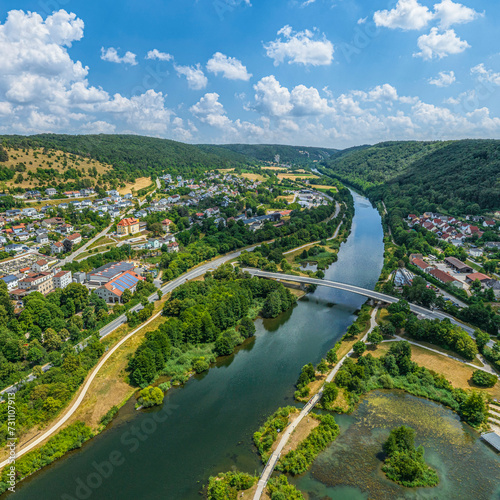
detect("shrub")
[471,369,497,388]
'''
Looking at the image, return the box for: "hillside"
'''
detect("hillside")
[369,140,500,214]
[0,146,111,191]
[206,143,339,165]
[0,134,252,184]
[319,141,451,191]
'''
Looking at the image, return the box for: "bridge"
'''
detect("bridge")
[242,268,480,339]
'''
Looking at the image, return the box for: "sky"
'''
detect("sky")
[1,0,500,148]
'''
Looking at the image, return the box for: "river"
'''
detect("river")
[11,191,386,499]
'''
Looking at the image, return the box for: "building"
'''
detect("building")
[161,218,173,232]
[46,188,57,197]
[1,275,19,291]
[63,233,82,252]
[167,241,179,253]
[444,257,473,274]
[51,241,64,254]
[53,270,72,289]
[429,268,464,288]
[31,259,49,273]
[18,272,54,295]
[36,233,49,245]
[88,261,135,285]
[465,272,491,285]
[94,270,144,303]
[117,217,140,236]
[411,258,432,273]
[42,217,65,229]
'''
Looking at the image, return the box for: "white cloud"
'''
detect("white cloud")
[190,92,232,128]
[206,52,252,81]
[100,47,137,66]
[0,9,177,136]
[471,64,500,85]
[414,28,469,59]
[174,63,208,90]
[433,0,480,29]
[264,25,334,66]
[374,0,434,30]
[253,76,293,116]
[146,49,173,62]
[429,70,456,86]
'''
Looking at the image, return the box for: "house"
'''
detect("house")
[22,208,38,218]
[42,217,65,229]
[484,280,500,299]
[117,217,140,236]
[59,223,74,234]
[468,248,483,258]
[444,257,473,274]
[94,270,144,303]
[5,244,27,253]
[167,241,179,253]
[31,259,49,273]
[1,275,19,291]
[15,232,30,242]
[36,233,49,245]
[51,241,64,254]
[63,233,82,252]
[46,188,57,197]
[161,218,173,232]
[53,270,72,289]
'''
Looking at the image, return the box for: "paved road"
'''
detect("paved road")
[0,243,267,462]
[242,269,494,347]
[60,223,113,265]
[253,308,379,499]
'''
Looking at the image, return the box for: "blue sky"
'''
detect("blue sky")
[1,0,500,147]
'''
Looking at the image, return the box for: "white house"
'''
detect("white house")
[31,259,49,273]
[53,270,72,289]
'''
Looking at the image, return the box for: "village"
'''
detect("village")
[0,170,328,311]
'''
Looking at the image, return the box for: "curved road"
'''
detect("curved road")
[0,243,265,467]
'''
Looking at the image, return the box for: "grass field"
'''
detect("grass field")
[120,177,153,195]
[371,342,500,399]
[3,147,110,190]
[241,172,267,182]
[309,184,338,191]
[277,173,320,180]
[262,166,286,171]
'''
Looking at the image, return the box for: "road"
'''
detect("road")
[242,269,494,347]
[253,308,379,499]
[60,223,113,265]
[0,243,267,463]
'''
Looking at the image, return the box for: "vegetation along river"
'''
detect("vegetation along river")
[14,190,472,500]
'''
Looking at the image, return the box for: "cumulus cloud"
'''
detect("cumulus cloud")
[100,47,137,65]
[429,70,456,86]
[190,93,232,128]
[264,25,334,66]
[414,28,469,59]
[471,64,500,85]
[174,63,208,90]
[0,9,178,136]
[206,52,252,81]
[146,49,173,61]
[374,0,434,30]
[433,0,481,29]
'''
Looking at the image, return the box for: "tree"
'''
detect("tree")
[238,317,256,339]
[214,336,232,356]
[321,382,339,405]
[326,348,337,364]
[297,363,315,388]
[192,357,210,373]
[43,328,62,351]
[367,330,383,346]
[317,358,329,374]
[138,386,164,408]
[383,426,416,456]
[346,323,361,338]
[474,329,490,351]
[122,288,132,304]
[459,391,487,426]
[353,341,366,356]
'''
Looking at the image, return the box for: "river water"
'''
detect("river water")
[14,191,496,500]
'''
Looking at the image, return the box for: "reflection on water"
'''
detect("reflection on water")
[292,390,500,500]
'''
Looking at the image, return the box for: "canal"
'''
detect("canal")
[14,191,386,499]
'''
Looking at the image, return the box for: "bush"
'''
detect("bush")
[138,386,164,408]
[471,369,497,388]
[353,341,366,356]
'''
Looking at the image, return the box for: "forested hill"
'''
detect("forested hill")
[0,134,251,179]
[205,143,339,165]
[320,139,500,214]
